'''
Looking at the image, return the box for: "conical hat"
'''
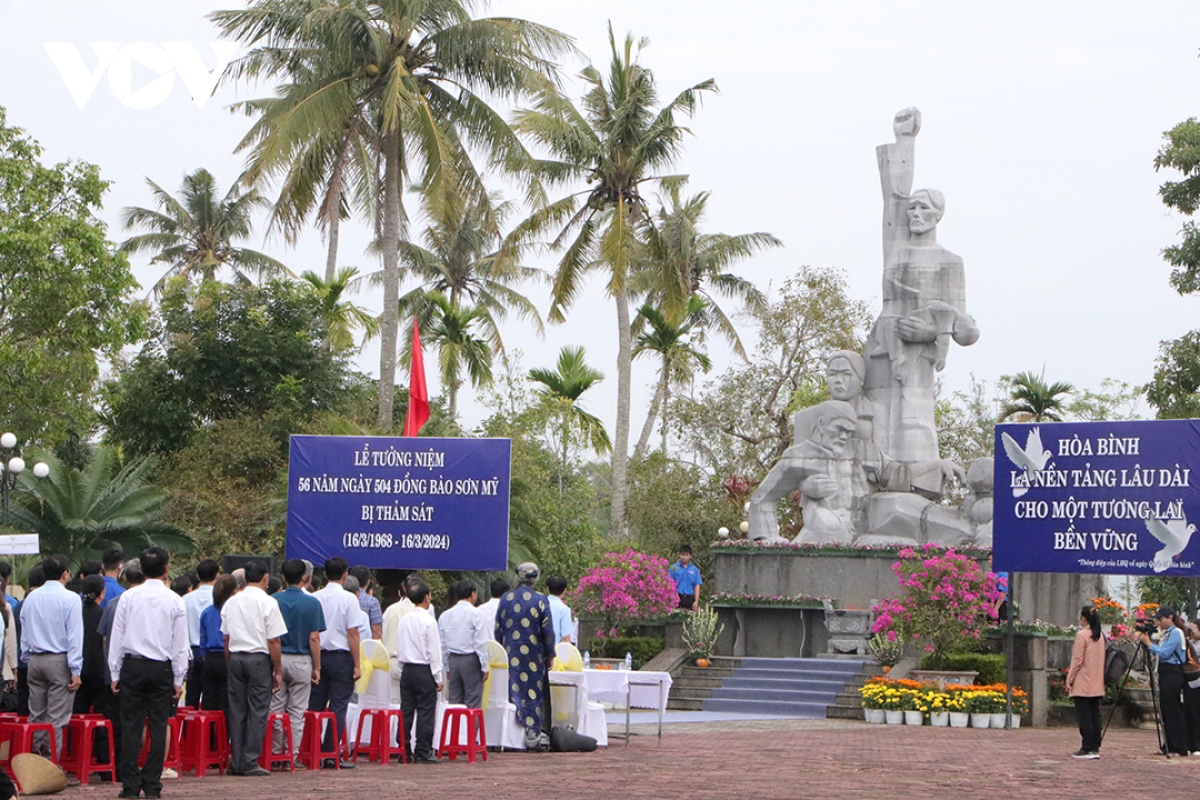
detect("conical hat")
[11,753,66,795]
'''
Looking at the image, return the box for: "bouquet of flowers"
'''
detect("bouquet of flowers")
[1090,597,1125,625]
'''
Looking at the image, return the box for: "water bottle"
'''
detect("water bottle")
[583,650,590,669]
[624,651,632,671]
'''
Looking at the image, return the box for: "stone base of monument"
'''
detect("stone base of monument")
[713,546,1102,663]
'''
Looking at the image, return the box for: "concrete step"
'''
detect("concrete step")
[712,687,840,703]
[827,705,866,721]
[679,666,736,680]
[740,657,867,673]
[672,676,725,690]
[732,667,867,682]
[703,697,830,718]
[722,676,849,692]
[666,697,705,711]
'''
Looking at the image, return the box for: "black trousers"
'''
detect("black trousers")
[185,646,204,709]
[118,656,174,796]
[399,663,437,759]
[200,652,228,714]
[1186,683,1200,751]
[1073,695,1102,752]
[1160,665,1190,755]
[227,653,272,773]
[677,594,694,610]
[308,650,354,751]
[0,767,15,800]
[15,667,27,717]
[74,678,113,760]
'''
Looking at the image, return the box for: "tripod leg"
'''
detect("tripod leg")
[1144,644,1166,756]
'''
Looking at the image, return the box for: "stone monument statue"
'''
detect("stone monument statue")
[867,107,979,495]
[748,109,990,548]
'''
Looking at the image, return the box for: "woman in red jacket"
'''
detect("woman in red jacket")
[1066,606,1106,759]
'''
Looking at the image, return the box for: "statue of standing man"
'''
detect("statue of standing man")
[864,108,979,496]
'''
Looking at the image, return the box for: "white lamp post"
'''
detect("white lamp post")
[0,432,49,526]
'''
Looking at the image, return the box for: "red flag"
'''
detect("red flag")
[403,318,430,436]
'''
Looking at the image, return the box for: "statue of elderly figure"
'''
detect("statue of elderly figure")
[748,396,901,544]
[866,107,978,493]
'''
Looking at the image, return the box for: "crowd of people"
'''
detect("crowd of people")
[1068,602,1200,760]
[0,548,580,798]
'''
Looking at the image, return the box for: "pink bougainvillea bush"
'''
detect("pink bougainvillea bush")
[568,549,679,638]
[871,545,1003,665]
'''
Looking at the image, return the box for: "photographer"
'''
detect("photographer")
[1139,606,1191,756]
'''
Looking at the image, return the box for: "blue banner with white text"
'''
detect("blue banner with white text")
[286,435,511,571]
[993,420,1200,577]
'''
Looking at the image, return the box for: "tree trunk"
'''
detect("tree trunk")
[661,372,671,454]
[324,209,340,283]
[610,287,632,538]
[634,379,665,459]
[376,130,402,430]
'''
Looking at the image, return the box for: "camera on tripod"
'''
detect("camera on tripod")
[1136,620,1157,635]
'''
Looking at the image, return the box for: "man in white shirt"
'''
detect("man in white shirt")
[307,557,360,768]
[394,579,442,764]
[546,576,576,645]
[182,559,218,708]
[381,575,424,704]
[221,560,286,777]
[108,547,189,800]
[476,578,509,638]
[438,580,489,709]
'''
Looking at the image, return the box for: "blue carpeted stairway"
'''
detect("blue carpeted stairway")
[701,658,869,718]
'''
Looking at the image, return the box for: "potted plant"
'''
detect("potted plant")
[965,689,1003,728]
[924,689,950,727]
[681,607,724,667]
[869,633,902,674]
[945,690,969,728]
[859,680,887,724]
[880,685,905,725]
[903,688,924,726]
[872,547,1003,680]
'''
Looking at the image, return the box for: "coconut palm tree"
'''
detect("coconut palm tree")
[300,267,379,352]
[120,168,289,295]
[634,182,781,358]
[529,346,611,495]
[403,292,493,420]
[512,26,716,536]
[998,371,1075,422]
[395,191,545,351]
[211,0,573,430]
[632,297,712,455]
[4,448,192,565]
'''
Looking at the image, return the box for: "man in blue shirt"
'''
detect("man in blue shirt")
[271,559,325,762]
[668,545,702,611]
[20,556,83,759]
[101,548,125,610]
[546,576,575,645]
[349,566,383,640]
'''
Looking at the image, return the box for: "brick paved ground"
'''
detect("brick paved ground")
[61,720,1200,800]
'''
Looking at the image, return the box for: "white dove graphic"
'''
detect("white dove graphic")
[1000,427,1052,498]
[1145,515,1196,573]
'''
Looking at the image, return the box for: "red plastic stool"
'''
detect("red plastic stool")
[297,711,340,770]
[352,708,406,764]
[63,717,115,784]
[0,720,57,768]
[138,716,182,777]
[258,713,294,772]
[179,710,227,777]
[438,708,487,762]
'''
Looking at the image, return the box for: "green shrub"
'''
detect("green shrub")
[588,636,665,666]
[921,652,1007,685]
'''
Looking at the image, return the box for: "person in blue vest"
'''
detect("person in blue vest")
[668,546,702,611]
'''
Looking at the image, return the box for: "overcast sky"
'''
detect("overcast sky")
[3,1,1199,440]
